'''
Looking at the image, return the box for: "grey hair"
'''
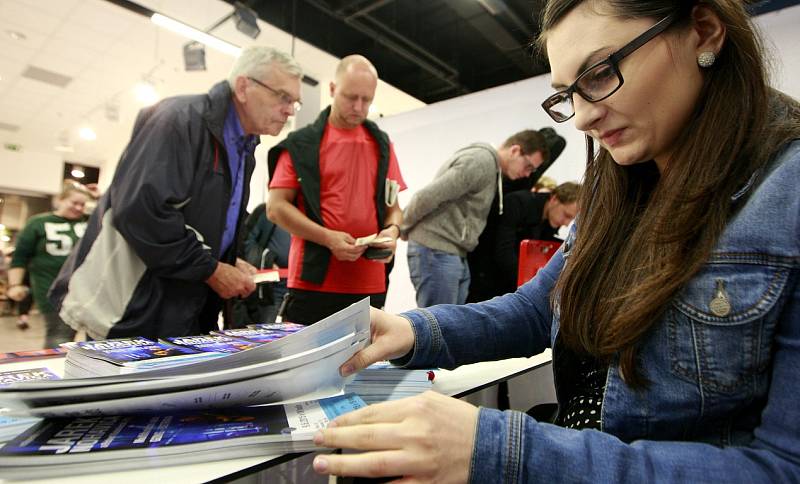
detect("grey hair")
[227,46,302,87]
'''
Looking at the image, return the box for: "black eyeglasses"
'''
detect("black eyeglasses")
[541,13,677,123]
[248,76,302,112]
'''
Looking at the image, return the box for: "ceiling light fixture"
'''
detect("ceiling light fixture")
[71,165,86,179]
[232,2,260,39]
[183,41,206,71]
[134,81,159,105]
[151,13,241,57]
[79,126,97,141]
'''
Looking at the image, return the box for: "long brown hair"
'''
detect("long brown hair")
[539,0,800,386]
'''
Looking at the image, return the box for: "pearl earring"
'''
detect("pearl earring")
[697,51,716,68]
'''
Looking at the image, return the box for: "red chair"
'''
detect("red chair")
[517,239,562,287]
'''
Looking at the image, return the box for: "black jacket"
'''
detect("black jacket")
[50,81,255,339]
[467,191,557,301]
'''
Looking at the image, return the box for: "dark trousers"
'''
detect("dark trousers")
[282,289,384,325]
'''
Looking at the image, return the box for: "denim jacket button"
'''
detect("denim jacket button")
[709,279,731,317]
[709,296,731,317]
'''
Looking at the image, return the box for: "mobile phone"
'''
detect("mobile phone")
[364,247,392,259]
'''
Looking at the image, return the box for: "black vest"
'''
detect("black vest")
[267,106,391,284]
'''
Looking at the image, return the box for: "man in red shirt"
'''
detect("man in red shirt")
[267,55,405,325]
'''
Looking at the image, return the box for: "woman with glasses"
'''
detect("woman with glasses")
[311,1,800,482]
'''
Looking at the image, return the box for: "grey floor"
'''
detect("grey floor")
[0,312,49,353]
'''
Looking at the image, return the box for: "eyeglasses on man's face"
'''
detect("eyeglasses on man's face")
[248,76,302,112]
[541,13,677,123]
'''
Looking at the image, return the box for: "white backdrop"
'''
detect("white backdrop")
[378,5,800,313]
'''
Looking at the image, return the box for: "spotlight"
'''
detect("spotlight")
[79,127,97,141]
[183,41,206,71]
[71,165,85,179]
[233,2,260,39]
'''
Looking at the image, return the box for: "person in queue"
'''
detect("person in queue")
[50,46,303,340]
[309,0,800,482]
[7,184,90,347]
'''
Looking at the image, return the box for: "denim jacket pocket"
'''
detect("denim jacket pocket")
[668,254,791,399]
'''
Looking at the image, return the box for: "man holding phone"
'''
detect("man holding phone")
[267,55,405,325]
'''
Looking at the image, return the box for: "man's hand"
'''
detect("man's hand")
[369,226,400,263]
[7,285,30,302]
[206,262,256,299]
[325,229,366,261]
[235,258,258,275]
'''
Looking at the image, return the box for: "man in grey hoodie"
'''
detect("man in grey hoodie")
[401,130,549,307]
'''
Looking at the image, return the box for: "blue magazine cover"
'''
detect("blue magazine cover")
[71,337,207,364]
[0,367,60,386]
[0,368,60,443]
[165,335,262,354]
[0,394,366,465]
[212,328,287,344]
[247,322,306,334]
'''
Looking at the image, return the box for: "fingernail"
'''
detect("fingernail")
[341,364,354,376]
[313,431,324,445]
[313,456,328,473]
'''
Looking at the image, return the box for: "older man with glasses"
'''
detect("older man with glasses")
[50,46,303,341]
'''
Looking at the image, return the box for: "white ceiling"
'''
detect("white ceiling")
[0,0,425,175]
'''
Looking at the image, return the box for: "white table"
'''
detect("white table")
[0,350,552,484]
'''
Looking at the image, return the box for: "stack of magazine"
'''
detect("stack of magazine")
[62,337,228,378]
[344,361,435,404]
[61,323,306,378]
[0,368,60,443]
[0,298,371,418]
[0,393,366,480]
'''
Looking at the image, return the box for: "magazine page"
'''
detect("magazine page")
[165,335,261,354]
[67,338,206,363]
[247,322,305,332]
[0,395,366,480]
[0,368,60,443]
[0,331,364,412]
[9,337,367,417]
[211,328,286,343]
[0,297,371,392]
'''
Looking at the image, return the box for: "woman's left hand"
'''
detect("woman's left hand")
[312,391,479,483]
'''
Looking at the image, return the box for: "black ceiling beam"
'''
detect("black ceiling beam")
[303,0,467,96]
[478,0,535,38]
[443,0,537,77]
[342,0,395,21]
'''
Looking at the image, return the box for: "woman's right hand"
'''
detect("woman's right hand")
[340,307,415,376]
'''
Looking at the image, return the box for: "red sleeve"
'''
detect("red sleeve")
[387,143,407,191]
[268,150,300,189]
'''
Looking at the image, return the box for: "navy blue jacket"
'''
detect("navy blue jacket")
[50,81,255,339]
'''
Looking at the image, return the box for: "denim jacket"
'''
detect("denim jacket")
[398,140,800,482]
